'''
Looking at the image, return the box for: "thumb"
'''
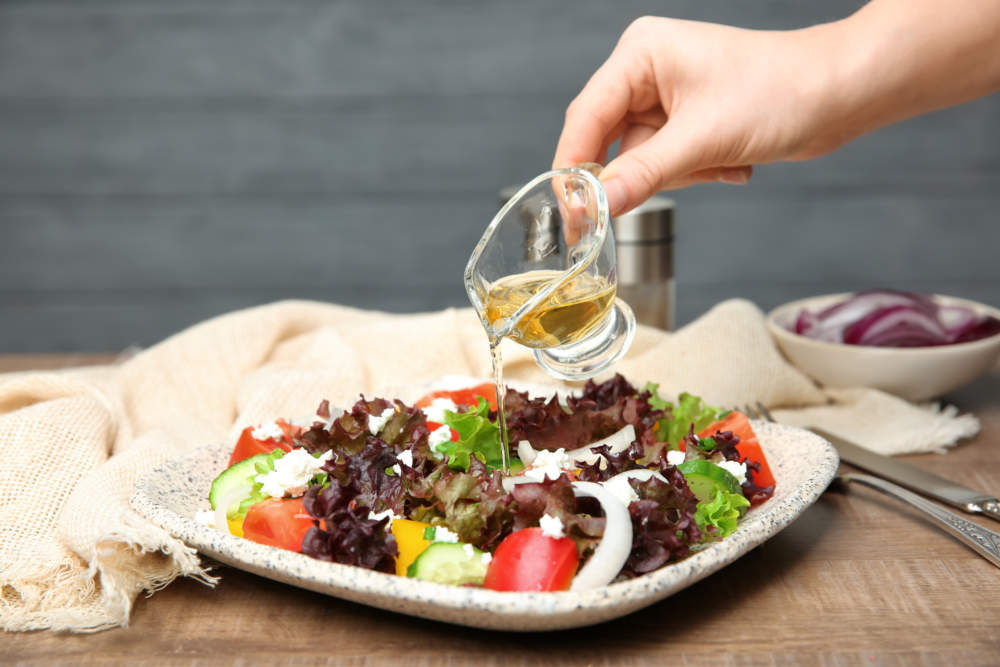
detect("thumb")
[599,122,704,215]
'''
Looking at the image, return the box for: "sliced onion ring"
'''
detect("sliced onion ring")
[214,484,253,536]
[517,424,636,468]
[569,481,633,591]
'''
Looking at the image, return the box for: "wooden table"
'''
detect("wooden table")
[4,355,1000,664]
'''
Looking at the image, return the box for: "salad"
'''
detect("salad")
[197,375,775,592]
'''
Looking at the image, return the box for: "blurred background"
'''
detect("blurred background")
[2,0,997,353]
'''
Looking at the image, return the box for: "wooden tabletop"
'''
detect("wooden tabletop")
[4,355,1000,665]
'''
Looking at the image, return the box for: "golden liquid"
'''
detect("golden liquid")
[482,270,616,474]
[483,271,616,349]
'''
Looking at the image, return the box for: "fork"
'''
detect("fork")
[741,402,1000,568]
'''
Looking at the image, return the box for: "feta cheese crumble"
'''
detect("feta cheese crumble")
[481,552,492,566]
[539,513,565,540]
[368,508,399,529]
[255,448,333,498]
[717,459,748,485]
[194,509,216,529]
[524,447,570,482]
[429,525,460,543]
[601,474,640,506]
[422,397,458,424]
[462,543,475,558]
[428,424,453,453]
[252,420,285,442]
[367,407,396,435]
[665,449,686,466]
[397,449,414,468]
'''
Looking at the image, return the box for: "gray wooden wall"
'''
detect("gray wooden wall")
[2,0,998,352]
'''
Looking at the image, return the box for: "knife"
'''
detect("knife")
[812,426,1000,523]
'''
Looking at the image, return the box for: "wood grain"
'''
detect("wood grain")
[2,355,999,664]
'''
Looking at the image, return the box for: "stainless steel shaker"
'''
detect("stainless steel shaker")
[612,197,675,330]
[498,186,675,330]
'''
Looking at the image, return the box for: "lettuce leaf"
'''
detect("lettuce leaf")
[645,384,726,447]
[439,397,504,471]
[694,487,750,539]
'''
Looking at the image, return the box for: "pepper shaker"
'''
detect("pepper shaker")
[612,197,675,330]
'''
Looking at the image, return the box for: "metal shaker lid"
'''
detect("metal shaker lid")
[612,196,674,244]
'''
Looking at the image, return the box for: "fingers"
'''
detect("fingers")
[553,56,633,170]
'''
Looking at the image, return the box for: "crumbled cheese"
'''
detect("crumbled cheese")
[666,449,686,466]
[368,508,398,530]
[255,448,333,498]
[539,513,565,540]
[717,459,748,485]
[428,424,453,453]
[481,552,493,566]
[391,463,402,475]
[397,449,413,468]
[423,397,458,424]
[368,407,396,435]
[431,526,460,543]
[194,509,216,529]
[601,474,640,506]
[523,448,570,482]
[463,543,475,559]
[252,420,285,442]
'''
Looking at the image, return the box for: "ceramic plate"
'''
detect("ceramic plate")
[131,420,837,631]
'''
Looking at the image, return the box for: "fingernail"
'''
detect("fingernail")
[601,178,628,215]
[718,169,749,185]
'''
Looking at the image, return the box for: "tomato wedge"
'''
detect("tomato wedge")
[241,498,315,552]
[698,411,775,489]
[228,419,298,467]
[415,382,498,412]
[483,527,579,592]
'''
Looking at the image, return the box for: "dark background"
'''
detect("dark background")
[2,0,997,352]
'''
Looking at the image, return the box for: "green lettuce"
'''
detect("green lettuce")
[694,487,750,539]
[439,397,504,471]
[645,383,727,447]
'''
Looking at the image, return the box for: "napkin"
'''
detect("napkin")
[0,298,979,632]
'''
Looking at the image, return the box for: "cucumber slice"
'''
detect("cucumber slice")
[406,542,490,586]
[208,451,276,512]
[676,459,742,502]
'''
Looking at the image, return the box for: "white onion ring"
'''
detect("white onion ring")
[214,484,253,536]
[569,481,633,591]
[518,424,636,468]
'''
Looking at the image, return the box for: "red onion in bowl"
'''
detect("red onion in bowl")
[790,289,1000,348]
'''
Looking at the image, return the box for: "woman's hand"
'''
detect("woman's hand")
[555,3,1000,215]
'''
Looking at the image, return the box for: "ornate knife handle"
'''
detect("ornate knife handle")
[841,473,1000,569]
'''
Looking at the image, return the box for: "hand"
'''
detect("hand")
[554,2,1000,216]
[553,17,841,215]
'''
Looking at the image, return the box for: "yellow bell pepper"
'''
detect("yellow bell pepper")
[391,519,432,576]
[227,516,245,538]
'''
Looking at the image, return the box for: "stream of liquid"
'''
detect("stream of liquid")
[488,341,510,474]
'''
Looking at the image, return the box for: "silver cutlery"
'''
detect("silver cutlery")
[740,402,1000,568]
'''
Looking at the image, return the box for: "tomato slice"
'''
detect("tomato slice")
[415,382,498,412]
[228,419,298,467]
[483,527,579,592]
[241,498,315,552]
[698,411,775,489]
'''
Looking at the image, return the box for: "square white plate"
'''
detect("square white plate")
[131,420,837,631]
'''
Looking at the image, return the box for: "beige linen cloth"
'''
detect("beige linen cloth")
[0,298,979,632]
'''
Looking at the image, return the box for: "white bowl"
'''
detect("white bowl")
[766,293,1000,401]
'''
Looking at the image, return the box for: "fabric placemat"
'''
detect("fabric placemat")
[0,298,979,632]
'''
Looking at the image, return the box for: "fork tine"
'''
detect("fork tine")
[754,401,776,423]
[741,404,759,420]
